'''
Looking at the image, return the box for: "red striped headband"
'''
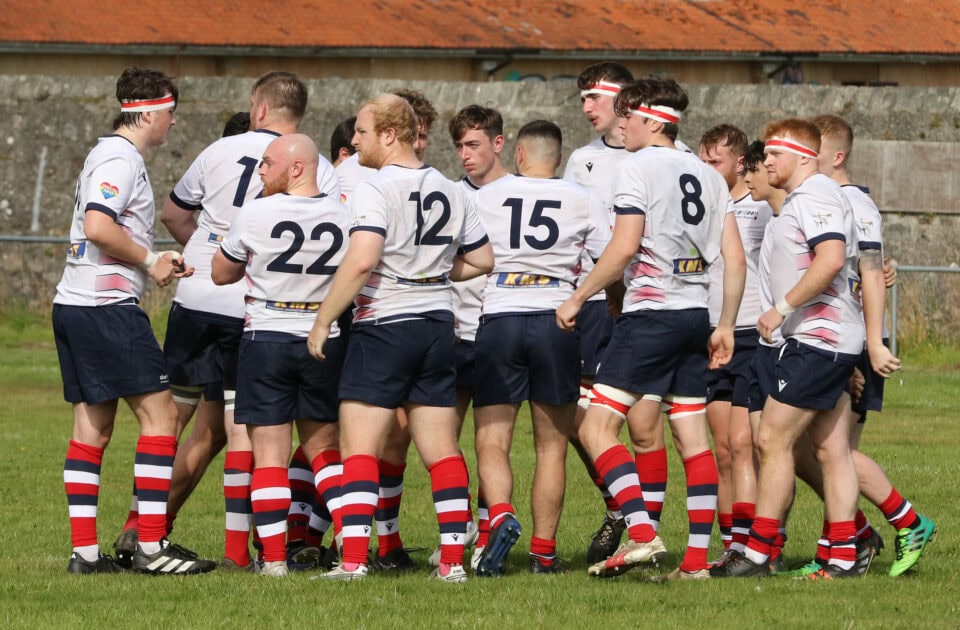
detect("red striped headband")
[628,103,682,125]
[120,94,176,113]
[764,136,818,159]
[580,80,622,98]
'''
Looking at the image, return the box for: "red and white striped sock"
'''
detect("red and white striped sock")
[375,460,406,556]
[679,450,717,572]
[635,447,668,530]
[250,466,291,563]
[476,490,490,548]
[134,435,176,546]
[429,455,470,565]
[339,454,379,565]
[287,446,314,544]
[223,450,254,565]
[828,520,857,571]
[731,501,755,553]
[879,488,920,531]
[744,516,779,566]
[64,440,104,560]
[312,450,343,541]
[595,445,655,543]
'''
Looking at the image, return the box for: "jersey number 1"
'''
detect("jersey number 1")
[410,191,453,246]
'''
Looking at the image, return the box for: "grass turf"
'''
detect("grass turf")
[0,313,957,628]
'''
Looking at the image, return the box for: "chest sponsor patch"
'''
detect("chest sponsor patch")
[67,242,86,259]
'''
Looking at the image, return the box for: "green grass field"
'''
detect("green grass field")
[0,311,957,628]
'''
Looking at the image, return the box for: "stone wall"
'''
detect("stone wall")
[1,76,958,344]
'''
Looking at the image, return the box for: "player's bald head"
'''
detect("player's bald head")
[270,133,319,169]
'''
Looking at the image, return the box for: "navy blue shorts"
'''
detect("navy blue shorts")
[234,334,344,425]
[747,344,781,413]
[771,339,859,411]
[53,303,169,405]
[851,340,888,421]
[339,318,457,408]
[455,339,476,393]
[473,313,580,406]
[706,329,760,408]
[162,303,243,390]
[596,309,710,398]
[576,299,614,379]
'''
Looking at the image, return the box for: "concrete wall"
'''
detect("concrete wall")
[2,76,958,343]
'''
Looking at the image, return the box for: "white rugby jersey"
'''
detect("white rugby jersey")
[451,176,485,342]
[171,130,340,318]
[708,194,774,328]
[335,153,377,208]
[350,165,489,324]
[220,193,350,338]
[613,146,730,313]
[563,136,628,304]
[476,174,610,314]
[842,184,889,338]
[770,173,863,355]
[757,215,785,348]
[55,135,156,307]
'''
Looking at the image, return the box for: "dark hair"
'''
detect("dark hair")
[252,71,308,122]
[330,116,357,161]
[576,62,634,90]
[614,74,688,141]
[390,88,438,132]
[112,67,178,130]
[448,104,504,143]
[700,123,748,157]
[222,111,250,137]
[516,119,563,146]
[742,140,766,171]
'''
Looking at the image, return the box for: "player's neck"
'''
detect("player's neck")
[114,126,150,154]
[285,178,321,198]
[381,145,421,170]
[768,191,786,215]
[730,179,751,201]
[600,132,624,149]
[829,169,852,186]
[470,161,509,187]
[783,164,819,194]
[518,164,556,179]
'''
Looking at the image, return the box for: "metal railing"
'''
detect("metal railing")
[890,265,960,355]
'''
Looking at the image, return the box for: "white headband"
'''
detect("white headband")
[628,103,682,125]
[120,94,176,113]
[580,80,622,98]
[764,136,818,159]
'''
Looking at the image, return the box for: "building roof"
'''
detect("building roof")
[2,0,959,58]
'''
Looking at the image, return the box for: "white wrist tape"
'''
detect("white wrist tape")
[138,251,160,271]
[775,298,796,317]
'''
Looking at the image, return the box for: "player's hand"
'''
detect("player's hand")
[757,308,784,344]
[160,251,194,279]
[708,325,734,369]
[556,298,581,332]
[146,253,178,287]
[849,367,865,403]
[883,257,897,288]
[867,341,902,378]
[307,322,330,360]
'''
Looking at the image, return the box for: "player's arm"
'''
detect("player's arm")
[709,210,747,369]
[161,196,199,246]
[556,211,641,331]
[859,248,901,377]
[450,238,493,281]
[211,249,245,285]
[84,210,179,286]
[307,230,384,360]
[757,237,845,343]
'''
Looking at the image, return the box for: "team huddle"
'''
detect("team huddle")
[54,64,935,582]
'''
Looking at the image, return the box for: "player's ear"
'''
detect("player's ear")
[494,135,505,153]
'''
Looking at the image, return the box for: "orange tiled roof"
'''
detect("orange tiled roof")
[2,0,958,55]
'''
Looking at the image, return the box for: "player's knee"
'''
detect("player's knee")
[589,383,639,420]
